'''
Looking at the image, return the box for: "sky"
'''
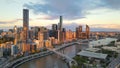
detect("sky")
[0,0,120,31]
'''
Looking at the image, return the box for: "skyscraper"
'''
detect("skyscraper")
[23,9,29,43]
[23,9,29,29]
[86,25,90,39]
[22,9,29,53]
[59,16,62,31]
[14,25,18,45]
[52,24,58,30]
[58,16,63,43]
[76,25,90,39]
[76,25,82,39]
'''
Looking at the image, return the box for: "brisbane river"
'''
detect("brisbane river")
[17,43,88,68]
[17,38,116,68]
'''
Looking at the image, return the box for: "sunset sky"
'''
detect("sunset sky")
[0,0,120,31]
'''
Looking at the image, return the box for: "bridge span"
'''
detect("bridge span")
[1,41,89,68]
[47,41,89,67]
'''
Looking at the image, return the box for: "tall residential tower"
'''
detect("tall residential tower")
[22,9,29,52]
[58,16,63,43]
[23,9,29,43]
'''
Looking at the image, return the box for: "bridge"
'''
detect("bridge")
[1,40,89,68]
[48,48,77,67]
[47,41,89,67]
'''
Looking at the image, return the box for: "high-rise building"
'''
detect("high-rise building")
[76,25,90,39]
[62,28,66,42]
[23,9,29,43]
[23,9,29,29]
[38,31,44,41]
[11,45,19,56]
[22,9,29,53]
[59,16,62,31]
[14,25,18,45]
[39,27,49,40]
[58,16,63,43]
[86,25,90,39]
[52,24,58,30]
[31,26,40,39]
[76,25,82,39]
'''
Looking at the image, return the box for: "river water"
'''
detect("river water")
[17,38,115,68]
[17,43,88,68]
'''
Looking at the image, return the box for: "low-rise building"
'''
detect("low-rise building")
[77,50,108,60]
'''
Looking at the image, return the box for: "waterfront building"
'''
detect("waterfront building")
[22,9,30,53]
[38,31,44,49]
[76,25,82,39]
[45,40,52,48]
[11,45,19,57]
[76,25,90,39]
[23,9,29,42]
[34,40,44,50]
[49,37,59,45]
[65,30,74,42]
[14,25,18,45]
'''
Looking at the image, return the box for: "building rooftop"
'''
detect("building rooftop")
[77,50,108,59]
[85,48,100,52]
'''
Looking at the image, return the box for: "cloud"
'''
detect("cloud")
[102,0,120,10]
[23,0,101,20]
[24,0,120,20]
[36,15,58,20]
[0,19,22,24]
[0,18,33,24]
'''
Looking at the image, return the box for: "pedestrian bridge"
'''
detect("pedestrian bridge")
[47,41,89,67]
[48,48,77,67]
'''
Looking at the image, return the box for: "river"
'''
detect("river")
[17,43,88,68]
[17,38,117,68]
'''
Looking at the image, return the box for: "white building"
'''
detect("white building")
[34,40,44,50]
[77,50,108,60]
[115,41,120,48]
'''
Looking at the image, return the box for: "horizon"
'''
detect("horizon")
[0,0,120,32]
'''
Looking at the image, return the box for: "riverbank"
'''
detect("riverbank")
[16,42,83,68]
[1,51,53,68]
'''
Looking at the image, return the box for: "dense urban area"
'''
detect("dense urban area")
[0,9,120,68]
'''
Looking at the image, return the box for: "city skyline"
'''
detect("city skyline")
[0,1,120,68]
[0,0,120,31]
